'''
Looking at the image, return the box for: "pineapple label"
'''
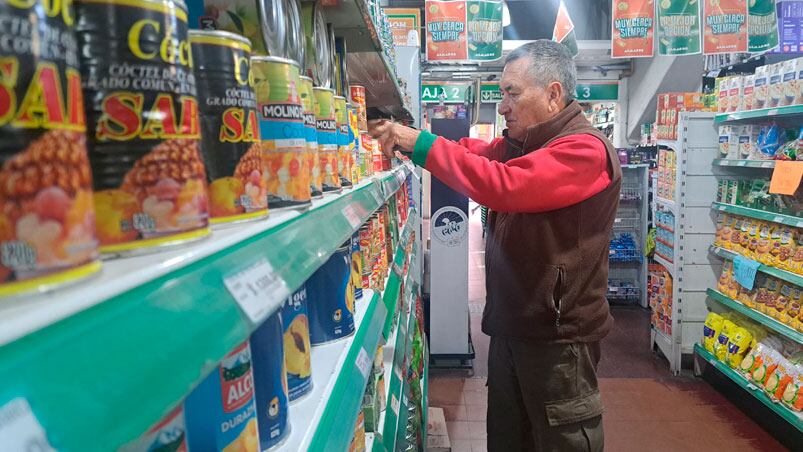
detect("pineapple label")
[75,0,210,254]
[0,0,101,295]
[190,31,267,226]
[252,56,312,210]
[313,87,341,192]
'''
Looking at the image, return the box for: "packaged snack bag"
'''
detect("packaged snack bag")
[746,220,762,258]
[751,348,780,385]
[703,312,725,353]
[738,283,758,308]
[754,65,770,109]
[773,284,794,321]
[786,289,801,329]
[739,342,766,377]
[726,327,754,369]
[765,356,793,401]
[718,261,732,293]
[780,365,803,411]
[730,217,744,250]
[741,74,756,111]
[719,215,735,246]
[714,320,737,361]
[756,223,774,265]
[761,278,782,314]
[769,64,784,107]
[774,226,795,269]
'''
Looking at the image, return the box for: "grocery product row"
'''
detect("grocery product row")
[0,0,407,299]
[718,123,803,162]
[717,58,803,115]
[713,213,801,276]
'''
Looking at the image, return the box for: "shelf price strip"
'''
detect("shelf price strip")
[223,259,288,324]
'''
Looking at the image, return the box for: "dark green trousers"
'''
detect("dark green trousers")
[487,338,604,451]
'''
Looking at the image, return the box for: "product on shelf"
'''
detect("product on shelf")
[191,0,287,57]
[307,240,356,344]
[351,86,368,131]
[251,311,290,450]
[714,213,801,275]
[314,87,342,193]
[184,341,260,451]
[657,148,676,200]
[655,92,716,140]
[349,409,366,452]
[134,406,188,451]
[335,96,353,188]
[77,0,211,254]
[190,30,269,225]
[649,263,673,335]
[0,0,101,294]
[717,57,803,113]
[252,56,312,210]
[282,285,313,402]
[300,76,323,198]
[351,233,364,300]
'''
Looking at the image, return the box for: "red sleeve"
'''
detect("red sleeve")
[411,131,612,213]
[454,137,505,160]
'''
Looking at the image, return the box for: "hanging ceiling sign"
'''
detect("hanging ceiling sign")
[703,0,748,54]
[385,8,422,47]
[575,82,620,102]
[425,0,503,62]
[748,0,780,52]
[656,0,702,56]
[611,0,655,58]
[421,83,471,103]
[466,1,504,61]
[480,83,503,103]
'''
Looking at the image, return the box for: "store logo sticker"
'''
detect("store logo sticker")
[0,398,55,451]
[431,206,468,247]
[356,347,372,380]
[223,259,288,324]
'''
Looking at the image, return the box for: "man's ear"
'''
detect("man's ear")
[548,81,564,112]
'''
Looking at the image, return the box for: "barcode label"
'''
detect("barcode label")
[223,259,287,323]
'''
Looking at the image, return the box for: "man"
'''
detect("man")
[369,40,620,451]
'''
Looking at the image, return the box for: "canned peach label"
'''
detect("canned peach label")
[350,85,368,131]
[0,0,101,295]
[190,31,268,225]
[300,76,322,198]
[252,56,311,210]
[314,87,340,192]
[77,0,210,256]
[703,0,747,55]
[656,0,701,56]
[425,0,468,61]
[611,0,655,58]
[334,96,352,188]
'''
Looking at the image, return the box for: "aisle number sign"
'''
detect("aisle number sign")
[421,83,470,103]
[473,82,619,103]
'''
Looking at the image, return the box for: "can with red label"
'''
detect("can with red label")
[350,85,368,131]
[0,0,101,295]
[251,310,290,449]
[184,341,260,451]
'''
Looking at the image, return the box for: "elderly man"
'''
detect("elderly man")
[370,40,620,451]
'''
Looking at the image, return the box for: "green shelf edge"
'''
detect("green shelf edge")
[308,291,388,451]
[706,289,803,345]
[712,159,776,168]
[382,289,414,452]
[382,217,416,339]
[711,202,803,228]
[0,166,410,451]
[714,104,803,123]
[709,246,803,287]
[694,344,803,432]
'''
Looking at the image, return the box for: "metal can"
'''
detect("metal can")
[299,76,322,198]
[372,138,383,173]
[184,341,259,451]
[76,0,210,256]
[284,0,305,65]
[334,96,352,189]
[252,56,311,210]
[350,85,368,131]
[313,87,340,192]
[190,31,267,226]
[281,285,313,402]
[348,105,361,185]
[360,134,374,177]
[348,410,366,452]
[0,0,101,295]
[351,232,363,300]
[189,0,286,58]
[307,241,355,344]
[301,2,331,88]
[251,310,290,450]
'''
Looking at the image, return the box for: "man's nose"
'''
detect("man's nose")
[498,100,510,115]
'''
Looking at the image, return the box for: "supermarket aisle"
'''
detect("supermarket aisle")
[429,207,787,452]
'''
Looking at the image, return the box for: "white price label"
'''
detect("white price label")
[0,398,55,452]
[762,161,773,168]
[356,347,372,380]
[768,109,779,116]
[392,262,403,276]
[223,259,288,324]
[390,394,400,415]
[773,216,785,224]
[372,188,385,205]
[737,160,747,167]
[343,204,363,229]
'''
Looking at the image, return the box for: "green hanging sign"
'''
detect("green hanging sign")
[575,82,619,101]
[748,0,779,52]
[480,83,503,103]
[421,83,470,103]
[656,0,701,56]
[466,0,504,61]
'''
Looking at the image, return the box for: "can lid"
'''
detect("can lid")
[258,0,288,57]
[251,55,302,69]
[312,86,336,94]
[334,95,347,101]
[300,75,314,82]
[189,30,252,52]
[285,0,306,68]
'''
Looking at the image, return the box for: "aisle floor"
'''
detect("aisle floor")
[428,207,788,452]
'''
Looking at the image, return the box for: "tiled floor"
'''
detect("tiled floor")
[428,206,789,451]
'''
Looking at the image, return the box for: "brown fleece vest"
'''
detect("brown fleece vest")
[482,101,622,343]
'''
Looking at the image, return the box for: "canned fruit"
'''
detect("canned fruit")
[196,0,286,57]
[334,96,352,188]
[313,87,340,192]
[281,285,313,401]
[251,311,290,450]
[308,243,355,344]
[299,76,322,197]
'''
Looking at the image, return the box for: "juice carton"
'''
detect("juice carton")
[782,59,800,106]
[754,65,769,109]
[717,76,730,113]
[769,63,784,107]
[737,125,760,159]
[728,76,743,113]
[741,74,755,111]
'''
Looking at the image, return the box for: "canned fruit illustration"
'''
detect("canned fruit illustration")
[76,0,210,255]
[185,341,259,452]
[251,311,290,450]
[308,242,355,344]
[334,96,353,188]
[281,285,313,401]
[191,31,268,225]
[0,0,101,294]
[313,87,340,192]
[252,56,311,209]
[299,76,322,197]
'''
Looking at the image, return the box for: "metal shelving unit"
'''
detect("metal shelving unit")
[609,164,649,307]
[650,112,721,375]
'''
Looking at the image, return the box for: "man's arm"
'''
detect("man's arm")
[411,131,611,213]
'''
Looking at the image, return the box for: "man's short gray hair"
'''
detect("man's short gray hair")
[505,40,577,104]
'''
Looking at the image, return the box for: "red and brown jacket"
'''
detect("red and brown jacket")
[409,101,620,342]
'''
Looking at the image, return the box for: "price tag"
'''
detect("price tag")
[768,109,779,116]
[343,204,363,229]
[372,187,385,205]
[761,161,774,168]
[390,394,400,415]
[223,259,288,323]
[737,160,747,167]
[773,216,785,224]
[769,161,803,195]
[392,262,403,276]
[0,398,55,451]
[355,347,372,380]
[733,255,761,290]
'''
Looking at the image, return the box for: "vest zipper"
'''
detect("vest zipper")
[555,299,561,327]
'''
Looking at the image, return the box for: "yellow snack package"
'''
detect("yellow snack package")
[714,320,737,361]
[702,312,724,353]
[726,327,753,369]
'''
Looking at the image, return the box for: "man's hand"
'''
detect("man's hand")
[367,119,421,158]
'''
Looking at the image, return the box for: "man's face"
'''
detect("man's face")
[497,57,564,141]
